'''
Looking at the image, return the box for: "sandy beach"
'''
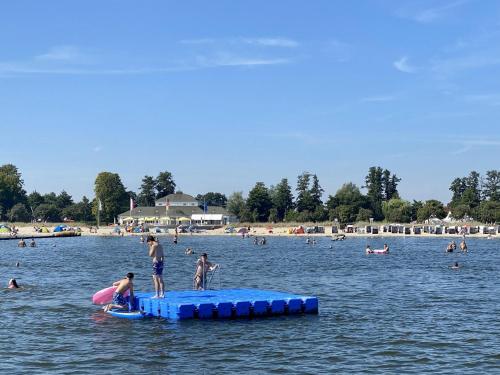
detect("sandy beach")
[2,223,498,240]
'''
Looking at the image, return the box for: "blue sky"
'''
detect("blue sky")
[1,0,500,203]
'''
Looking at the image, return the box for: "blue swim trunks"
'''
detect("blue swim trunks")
[112,292,127,306]
[152,259,164,276]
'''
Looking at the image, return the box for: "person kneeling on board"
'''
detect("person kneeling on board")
[104,273,134,312]
[193,253,218,290]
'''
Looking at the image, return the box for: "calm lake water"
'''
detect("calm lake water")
[1,235,499,374]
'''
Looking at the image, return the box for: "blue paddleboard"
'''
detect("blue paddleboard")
[107,310,145,320]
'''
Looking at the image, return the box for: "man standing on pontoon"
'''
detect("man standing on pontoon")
[147,235,165,298]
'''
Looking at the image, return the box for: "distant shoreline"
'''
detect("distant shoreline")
[2,225,498,240]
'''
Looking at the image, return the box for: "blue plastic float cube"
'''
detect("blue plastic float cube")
[235,301,251,317]
[216,302,233,319]
[287,299,302,314]
[252,300,268,316]
[271,300,285,314]
[197,303,215,319]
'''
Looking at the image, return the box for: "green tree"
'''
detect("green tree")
[482,170,500,201]
[410,200,423,222]
[382,198,412,223]
[8,203,30,222]
[477,200,500,223]
[93,172,129,223]
[246,182,272,222]
[227,192,246,218]
[310,174,324,210]
[196,192,227,208]
[364,166,384,220]
[27,191,44,212]
[34,203,61,222]
[296,172,314,212]
[56,190,74,209]
[450,204,472,220]
[268,207,278,222]
[80,196,94,222]
[330,205,357,224]
[356,208,374,222]
[43,192,58,206]
[271,178,294,221]
[155,171,176,199]
[382,169,401,200]
[416,200,446,222]
[326,182,368,222]
[449,177,467,205]
[138,175,156,206]
[0,164,27,218]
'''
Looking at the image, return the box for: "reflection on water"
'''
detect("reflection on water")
[1,235,499,374]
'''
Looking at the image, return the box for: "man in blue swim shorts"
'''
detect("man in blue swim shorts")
[104,272,134,312]
[147,235,165,298]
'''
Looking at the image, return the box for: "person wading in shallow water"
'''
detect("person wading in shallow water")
[193,253,218,290]
[147,235,165,298]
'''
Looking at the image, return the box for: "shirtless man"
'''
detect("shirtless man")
[104,273,134,312]
[460,240,468,252]
[383,244,390,253]
[18,238,26,248]
[365,245,373,254]
[193,253,218,290]
[147,235,165,298]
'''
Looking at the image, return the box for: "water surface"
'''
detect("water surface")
[1,235,499,374]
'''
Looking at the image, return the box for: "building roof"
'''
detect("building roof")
[119,206,167,218]
[118,204,233,219]
[155,192,198,204]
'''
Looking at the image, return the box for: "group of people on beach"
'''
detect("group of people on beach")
[104,235,219,312]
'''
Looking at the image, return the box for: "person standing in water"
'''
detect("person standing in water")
[18,239,26,247]
[193,253,218,290]
[29,238,36,247]
[147,235,165,298]
[460,240,468,252]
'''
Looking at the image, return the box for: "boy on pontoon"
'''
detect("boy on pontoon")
[193,253,219,290]
[104,273,134,312]
[147,235,165,298]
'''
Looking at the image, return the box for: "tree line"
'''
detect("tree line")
[0,163,499,224]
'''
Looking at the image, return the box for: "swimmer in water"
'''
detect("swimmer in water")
[29,238,36,247]
[383,244,389,253]
[18,238,26,248]
[365,245,373,254]
[460,240,468,252]
[8,278,19,289]
[140,235,144,243]
[16,262,20,267]
[451,262,460,270]
[446,242,454,252]
[185,247,194,255]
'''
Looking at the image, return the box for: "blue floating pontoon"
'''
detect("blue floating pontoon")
[123,288,318,320]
